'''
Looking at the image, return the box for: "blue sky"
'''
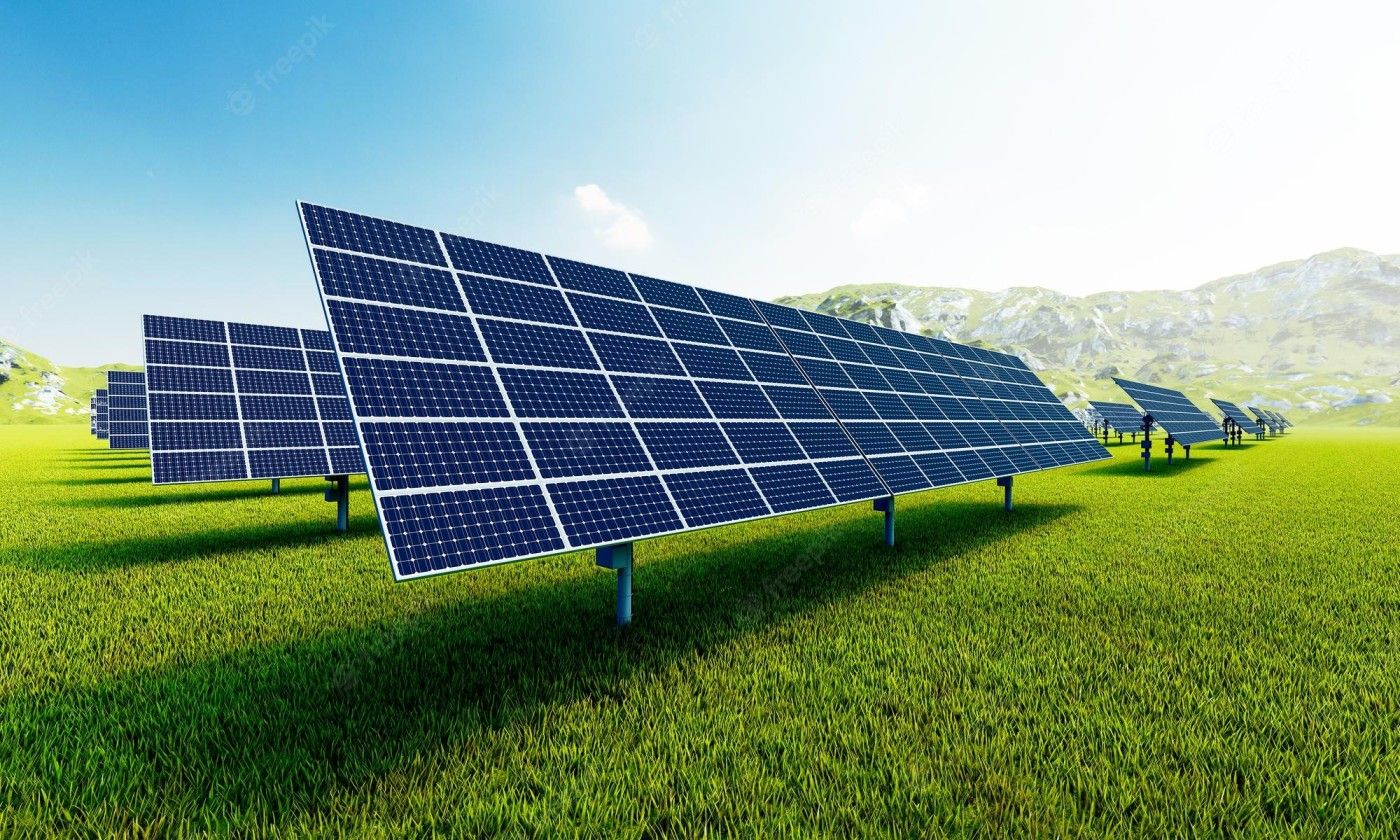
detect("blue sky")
[4,1,1399,365]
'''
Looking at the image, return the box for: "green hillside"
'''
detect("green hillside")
[0,338,136,425]
[780,249,1399,426]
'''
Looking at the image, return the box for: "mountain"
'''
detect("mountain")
[0,339,132,424]
[778,248,1400,426]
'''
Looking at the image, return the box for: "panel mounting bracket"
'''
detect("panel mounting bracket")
[996,475,1013,511]
[324,475,350,532]
[872,496,895,547]
[596,542,634,627]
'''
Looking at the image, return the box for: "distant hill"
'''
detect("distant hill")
[779,248,1399,426]
[0,339,135,424]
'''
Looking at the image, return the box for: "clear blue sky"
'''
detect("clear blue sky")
[4,1,1398,365]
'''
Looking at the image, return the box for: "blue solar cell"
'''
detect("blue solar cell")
[664,469,768,526]
[150,393,238,421]
[459,273,575,326]
[718,318,784,352]
[381,486,564,576]
[888,422,936,451]
[789,422,860,458]
[548,257,638,299]
[673,344,752,381]
[776,329,833,360]
[695,381,778,418]
[315,250,464,311]
[146,340,230,368]
[328,300,485,361]
[318,398,353,420]
[652,308,728,345]
[799,310,852,339]
[499,368,621,418]
[244,422,324,448]
[329,447,364,474]
[977,447,1017,477]
[229,322,300,348]
[324,422,358,446]
[753,301,808,331]
[613,376,711,418]
[764,386,833,419]
[793,358,852,389]
[522,422,653,478]
[240,395,319,421]
[152,450,246,484]
[947,450,994,480]
[568,293,660,336]
[846,422,904,454]
[347,358,508,418]
[839,320,882,344]
[924,423,970,450]
[233,345,305,371]
[697,289,760,322]
[249,448,331,479]
[477,319,599,370]
[144,314,226,343]
[858,342,900,368]
[442,233,554,285]
[865,392,914,420]
[815,459,887,502]
[870,455,930,493]
[301,330,335,351]
[820,389,878,420]
[302,203,447,266]
[872,325,912,349]
[822,337,872,365]
[750,463,837,512]
[147,365,233,393]
[957,425,995,448]
[912,452,964,486]
[306,352,341,373]
[549,476,681,545]
[742,351,807,385]
[636,422,738,468]
[151,422,243,450]
[879,368,920,393]
[359,421,534,489]
[236,369,312,395]
[589,333,686,376]
[722,422,806,463]
[632,274,706,311]
[312,374,346,396]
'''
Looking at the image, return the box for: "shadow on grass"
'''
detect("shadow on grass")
[5,499,1075,831]
[2,512,382,574]
[1078,452,1217,478]
[54,475,152,486]
[58,482,332,511]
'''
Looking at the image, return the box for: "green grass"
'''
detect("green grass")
[1,425,1397,836]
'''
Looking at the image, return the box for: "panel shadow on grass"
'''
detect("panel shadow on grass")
[58,482,334,509]
[1077,452,1217,479]
[6,498,1075,831]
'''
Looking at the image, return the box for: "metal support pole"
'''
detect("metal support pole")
[324,475,350,533]
[1184,444,1191,460]
[872,496,895,546]
[271,478,280,495]
[596,543,634,626]
[997,476,1013,511]
[1165,435,1176,465]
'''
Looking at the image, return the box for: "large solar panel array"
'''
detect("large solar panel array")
[106,371,150,449]
[1113,378,1224,446]
[1252,406,1289,432]
[299,202,1109,580]
[142,315,364,484]
[1210,398,1262,435]
[93,389,109,440]
[1089,400,1147,434]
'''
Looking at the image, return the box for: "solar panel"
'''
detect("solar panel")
[93,389,109,439]
[142,315,364,484]
[1210,398,1263,435]
[106,371,150,449]
[1089,400,1147,434]
[1112,378,1224,446]
[300,201,1110,582]
[1249,406,1284,433]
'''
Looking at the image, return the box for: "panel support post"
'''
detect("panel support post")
[1140,416,1153,472]
[997,476,1013,511]
[271,478,280,495]
[324,475,350,533]
[1184,444,1191,460]
[596,543,634,627]
[1165,435,1176,466]
[872,496,895,547]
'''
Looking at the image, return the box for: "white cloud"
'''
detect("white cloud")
[573,184,653,249]
[850,183,930,240]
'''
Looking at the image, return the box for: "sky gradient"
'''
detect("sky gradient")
[4,1,1398,365]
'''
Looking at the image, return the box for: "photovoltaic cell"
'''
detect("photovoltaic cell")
[298,201,1108,581]
[1113,378,1225,446]
[106,371,149,449]
[1211,398,1263,434]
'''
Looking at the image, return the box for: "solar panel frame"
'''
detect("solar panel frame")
[1113,378,1224,446]
[142,315,363,485]
[106,370,150,449]
[299,202,1110,582]
[93,389,109,439]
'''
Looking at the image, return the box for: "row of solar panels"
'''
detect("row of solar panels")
[1086,386,1292,441]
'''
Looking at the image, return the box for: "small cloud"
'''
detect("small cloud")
[573,184,653,249]
[851,183,930,240]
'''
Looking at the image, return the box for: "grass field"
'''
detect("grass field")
[1,425,1397,836]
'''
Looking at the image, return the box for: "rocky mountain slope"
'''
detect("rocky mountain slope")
[780,248,1399,426]
[0,339,130,424]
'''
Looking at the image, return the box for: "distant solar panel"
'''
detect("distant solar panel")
[93,389,109,439]
[1089,401,1147,434]
[106,371,149,449]
[1249,406,1284,433]
[1113,379,1223,446]
[300,201,1110,583]
[1210,398,1262,436]
[142,315,364,484]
